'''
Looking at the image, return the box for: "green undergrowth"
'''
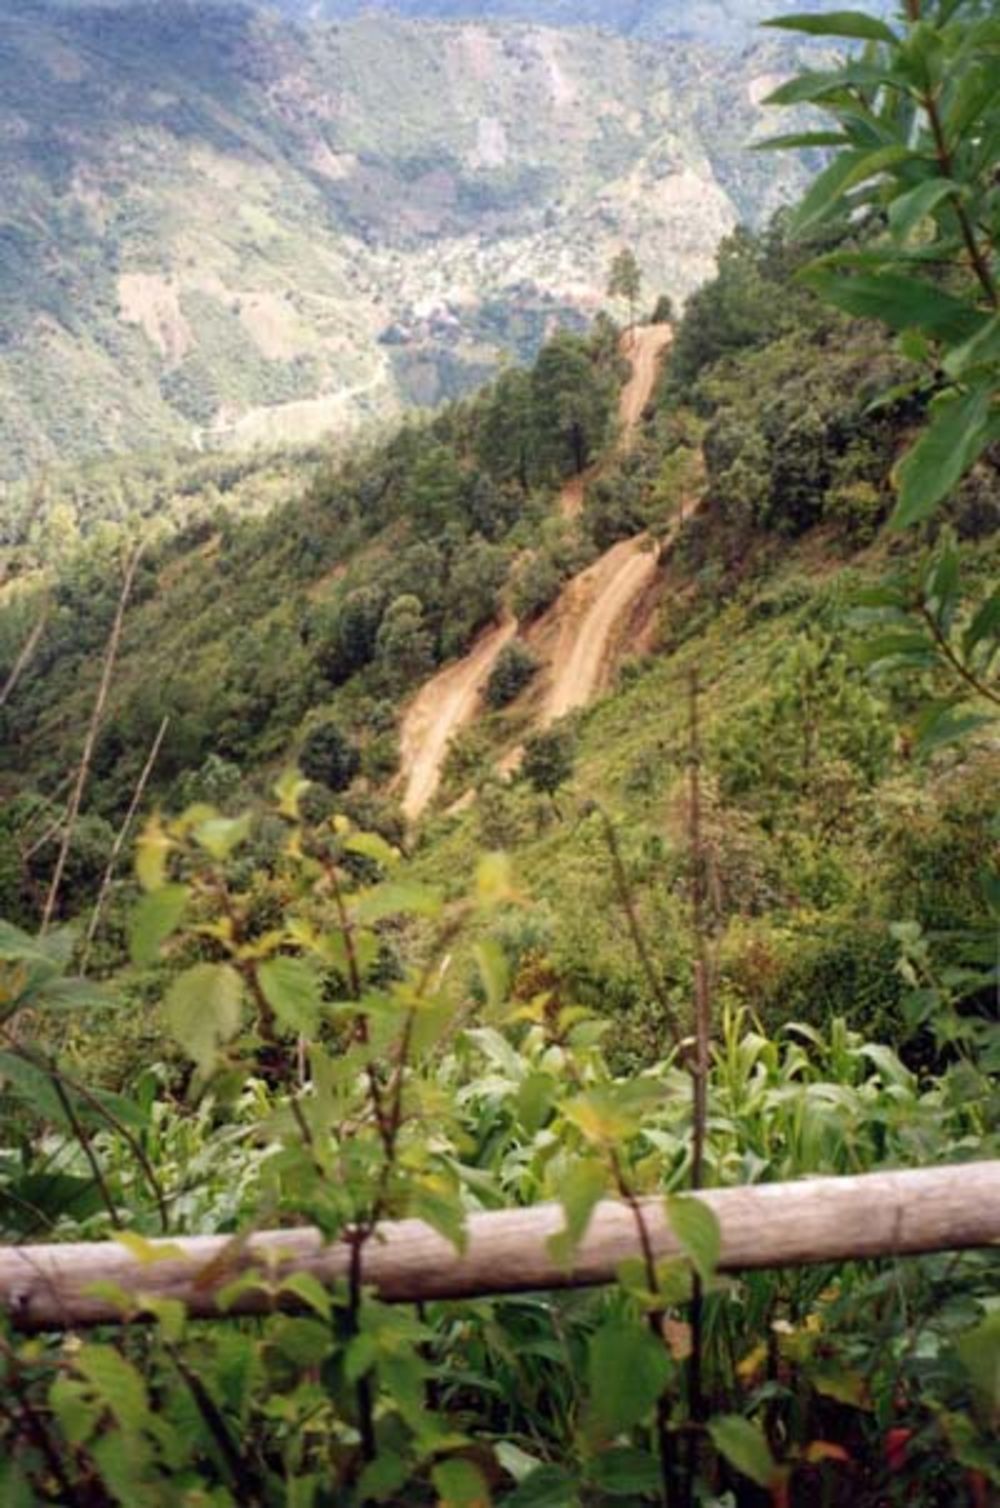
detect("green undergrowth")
[407,524,1000,1069]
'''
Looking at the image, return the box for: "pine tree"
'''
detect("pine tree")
[607,248,643,337]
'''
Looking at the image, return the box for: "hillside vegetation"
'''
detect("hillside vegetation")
[0,2,997,1503]
[0,0,818,483]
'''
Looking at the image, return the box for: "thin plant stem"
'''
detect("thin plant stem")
[82,714,170,968]
[41,546,142,933]
[0,610,47,710]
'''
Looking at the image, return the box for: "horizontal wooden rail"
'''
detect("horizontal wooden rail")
[3,1162,999,1331]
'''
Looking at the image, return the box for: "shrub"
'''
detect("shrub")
[485,640,540,708]
[299,720,360,791]
[522,725,575,797]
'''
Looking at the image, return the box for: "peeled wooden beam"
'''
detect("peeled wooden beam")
[3,1162,999,1332]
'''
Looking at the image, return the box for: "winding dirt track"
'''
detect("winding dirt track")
[542,536,658,724]
[399,613,517,822]
[399,324,672,820]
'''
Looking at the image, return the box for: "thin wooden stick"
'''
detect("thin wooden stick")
[81,715,170,967]
[40,547,141,933]
[2,1161,998,1332]
[0,611,47,710]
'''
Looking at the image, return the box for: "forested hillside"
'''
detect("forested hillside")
[0,2,997,1504]
[0,0,817,484]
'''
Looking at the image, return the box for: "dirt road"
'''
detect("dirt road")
[398,323,672,819]
[620,324,673,435]
[542,536,658,723]
[399,614,516,821]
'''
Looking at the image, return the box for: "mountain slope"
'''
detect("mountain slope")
[280,0,892,45]
[0,0,818,483]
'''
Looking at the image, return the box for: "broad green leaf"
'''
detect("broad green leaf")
[476,851,516,906]
[343,829,399,868]
[586,1447,661,1497]
[3,1172,104,1232]
[892,384,994,526]
[888,178,959,242]
[431,1458,491,1507]
[503,1466,577,1508]
[74,1344,149,1431]
[272,1317,332,1367]
[113,1232,188,1265]
[708,1415,778,1488]
[410,1176,468,1254]
[29,977,113,1012]
[666,1195,722,1285]
[193,813,252,861]
[763,10,897,43]
[164,962,242,1073]
[49,1375,100,1450]
[587,1318,672,1438]
[0,920,57,967]
[0,1051,69,1123]
[562,1080,662,1144]
[274,767,311,818]
[135,815,172,892]
[129,884,189,967]
[957,1311,1000,1416]
[280,1271,333,1320]
[258,956,323,1035]
[353,881,443,923]
[474,938,509,1013]
[357,1452,409,1504]
[0,1459,35,1508]
[548,1158,607,1267]
[516,1070,556,1136]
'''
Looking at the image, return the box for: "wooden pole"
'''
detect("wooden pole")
[2,1162,999,1332]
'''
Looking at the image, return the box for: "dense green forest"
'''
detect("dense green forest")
[0,1,998,1504]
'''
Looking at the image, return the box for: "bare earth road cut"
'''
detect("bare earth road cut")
[399,615,516,821]
[399,323,672,819]
[620,323,673,434]
[542,535,658,724]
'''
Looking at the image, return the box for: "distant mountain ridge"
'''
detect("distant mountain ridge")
[0,0,821,483]
[274,0,894,44]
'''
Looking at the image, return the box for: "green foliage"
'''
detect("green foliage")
[607,248,643,328]
[765,0,1000,527]
[522,726,576,798]
[298,720,361,792]
[531,332,618,478]
[485,641,540,709]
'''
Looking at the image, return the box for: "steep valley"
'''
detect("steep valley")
[0,0,820,485]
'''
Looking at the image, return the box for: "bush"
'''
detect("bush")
[510,551,562,622]
[522,725,575,797]
[485,641,540,708]
[299,720,360,791]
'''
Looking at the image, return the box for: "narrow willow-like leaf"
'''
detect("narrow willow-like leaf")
[892,385,993,527]
[888,178,959,241]
[801,268,986,344]
[763,11,898,44]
